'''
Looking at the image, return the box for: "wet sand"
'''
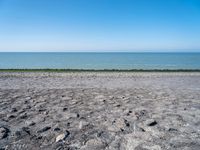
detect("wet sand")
[0,72,200,150]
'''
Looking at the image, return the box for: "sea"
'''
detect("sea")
[0,52,200,70]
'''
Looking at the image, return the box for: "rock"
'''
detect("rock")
[77,113,80,118]
[121,133,153,150]
[86,138,102,146]
[67,122,70,127]
[63,107,68,111]
[56,134,66,142]
[10,108,18,113]
[168,128,178,132]
[19,113,28,119]
[127,110,133,116]
[25,96,31,100]
[124,119,130,127]
[107,118,128,132]
[36,135,43,140]
[97,131,113,144]
[56,130,70,142]
[25,121,35,126]
[29,122,36,126]
[54,127,61,131]
[0,127,9,139]
[79,120,89,129]
[83,138,105,149]
[135,144,161,150]
[22,127,31,135]
[7,114,16,119]
[135,110,148,120]
[116,104,121,107]
[38,109,46,112]
[15,131,22,137]
[15,127,30,139]
[145,119,157,126]
[65,130,70,136]
[43,111,48,115]
[169,136,200,149]
[37,126,51,133]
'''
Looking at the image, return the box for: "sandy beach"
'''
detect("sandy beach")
[0,72,200,150]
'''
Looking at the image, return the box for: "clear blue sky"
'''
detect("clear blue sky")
[0,0,200,52]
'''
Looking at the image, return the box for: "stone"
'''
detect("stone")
[124,119,130,127]
[19,113,28,119]
[7,114,16,119]
[77,113,80,118]
[37,126,51,133]
[10,108,18,113]
[56,131,70,142]
[25,97,31,100]
[56,133,66,142]
[121,139,142,150]
[0,127,9,139]
[121,133,153,150]
[43,111,48,115]
[54,127,61,131]
[135,144,161,150]
[145,119,157,126]
[22,127,31,135]
[15,127,30,139]
[168,128,178,132]
[29,122,36,126]
[83,138,105,149]
[79,120,89,129]
[25,121,35,126]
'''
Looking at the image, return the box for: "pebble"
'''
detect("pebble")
[19,113,28,119]
[63,108,68,111]
[108,118,126,132]
[145,119,158,126]
[10,108,18,113]
[168,128,178,132]
[43,111,48,115]
[124,119,130,127]
[79,120,89,129]
[29,122,36,126]
[56,133,66,142]
[85,138,104,148]
[37,126,51,133]
[56,130,70,142]
[7,115,16,119]
[54,127,61,131]
[116,104,121,107]
[22,127,31,135]
[25,97,31,100]
[76,113,80,118]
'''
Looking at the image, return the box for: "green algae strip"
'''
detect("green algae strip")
[0,69,200,72]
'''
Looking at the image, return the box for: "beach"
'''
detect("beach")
[0,72,200,150]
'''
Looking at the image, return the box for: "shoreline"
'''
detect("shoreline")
[1,68,200,72]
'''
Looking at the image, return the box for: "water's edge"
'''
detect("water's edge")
[0,69,200,72]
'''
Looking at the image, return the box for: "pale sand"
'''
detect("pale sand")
[0,72,200,149]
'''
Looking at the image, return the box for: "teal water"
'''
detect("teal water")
[0,52,200,70]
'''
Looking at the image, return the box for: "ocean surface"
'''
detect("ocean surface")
[0,52,200,70]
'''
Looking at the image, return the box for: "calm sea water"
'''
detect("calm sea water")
[0,52,200,70]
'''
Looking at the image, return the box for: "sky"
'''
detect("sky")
[0,0,200,52]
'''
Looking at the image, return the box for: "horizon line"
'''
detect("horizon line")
[0,50,200,53]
